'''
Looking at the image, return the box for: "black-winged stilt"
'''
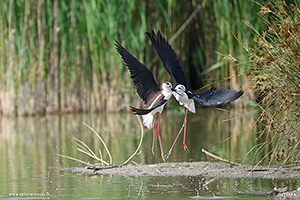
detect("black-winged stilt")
[146,30,244,156]
[115,40,174,162]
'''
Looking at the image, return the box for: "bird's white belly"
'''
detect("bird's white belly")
[178,96,192,105]
[142,104,165,129]
[174,93,196,113]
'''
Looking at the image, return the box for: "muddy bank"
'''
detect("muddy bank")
[73,161,300,179]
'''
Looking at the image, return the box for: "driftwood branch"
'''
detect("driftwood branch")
[202,149,242,166]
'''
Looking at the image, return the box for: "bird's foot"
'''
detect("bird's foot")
[152,148,155,156]
[161,153,166,162]
[184,145,190,153]
[165,152,171,159]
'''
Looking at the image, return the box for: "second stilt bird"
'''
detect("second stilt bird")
[146,30,244,157]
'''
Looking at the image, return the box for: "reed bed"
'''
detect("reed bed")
[246,1,300,165]
[0,0,264,116]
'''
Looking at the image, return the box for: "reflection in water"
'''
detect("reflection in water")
[0,107,279,199]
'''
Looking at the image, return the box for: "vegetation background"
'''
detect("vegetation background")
[0,0,299,165]
[0,0,264,116]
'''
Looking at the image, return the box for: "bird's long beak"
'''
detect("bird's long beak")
[171,88,181,96]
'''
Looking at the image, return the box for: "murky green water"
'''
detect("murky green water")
[0,108,296,199]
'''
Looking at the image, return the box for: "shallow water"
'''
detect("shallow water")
[0,107,296,199]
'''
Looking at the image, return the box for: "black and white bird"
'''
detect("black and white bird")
[115,40,174,162]
[146,30,244,156]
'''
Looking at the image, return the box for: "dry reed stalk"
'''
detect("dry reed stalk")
[82,122,113,165]
[58,116,144,168]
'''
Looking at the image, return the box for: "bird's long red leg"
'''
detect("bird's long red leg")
[156,113,166,162]
[167,106,186,156]
[152,113,157,155]
[183,106,188,151]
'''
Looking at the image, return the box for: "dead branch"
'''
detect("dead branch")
[202,149,242,166]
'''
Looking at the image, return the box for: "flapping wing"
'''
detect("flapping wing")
[146,30,187,86]
[115,40,161,106]
[192,87,244,106]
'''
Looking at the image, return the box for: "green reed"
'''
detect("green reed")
[197,0,264,91]
[0,0,264,115]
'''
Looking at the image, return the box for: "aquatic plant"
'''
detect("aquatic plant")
[58,116,144,167]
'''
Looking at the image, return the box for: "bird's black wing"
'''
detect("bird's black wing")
[146,30,187,86]
[192,87,244,106]
[115,40,161,106]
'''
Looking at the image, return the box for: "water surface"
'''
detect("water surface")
[0,107,293,199]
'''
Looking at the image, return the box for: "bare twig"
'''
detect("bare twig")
[76,147,110,166]
[73,137,98,158]
[73,137,110,166]
[83,122,113,165]
[59,116,143,169]
[149,4,201,67]
[169,4,201,44]
[57,153,94,166]
[120,116,144,167]
[202,149,242,166]
[99,149,104,166]
[251,151,272,172]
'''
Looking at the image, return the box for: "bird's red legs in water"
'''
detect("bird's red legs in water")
[182,107,188,151]
[166,106,188,158]
[151,113,166,162]
[156,113,166,162]
[152,114,157,155]
[152,113,157,155]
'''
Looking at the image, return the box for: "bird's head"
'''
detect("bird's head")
[162,82,173,91]
[175,84,186,95]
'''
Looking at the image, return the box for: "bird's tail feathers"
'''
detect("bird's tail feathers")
[187,100,196,113]
[129,106,153,115]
